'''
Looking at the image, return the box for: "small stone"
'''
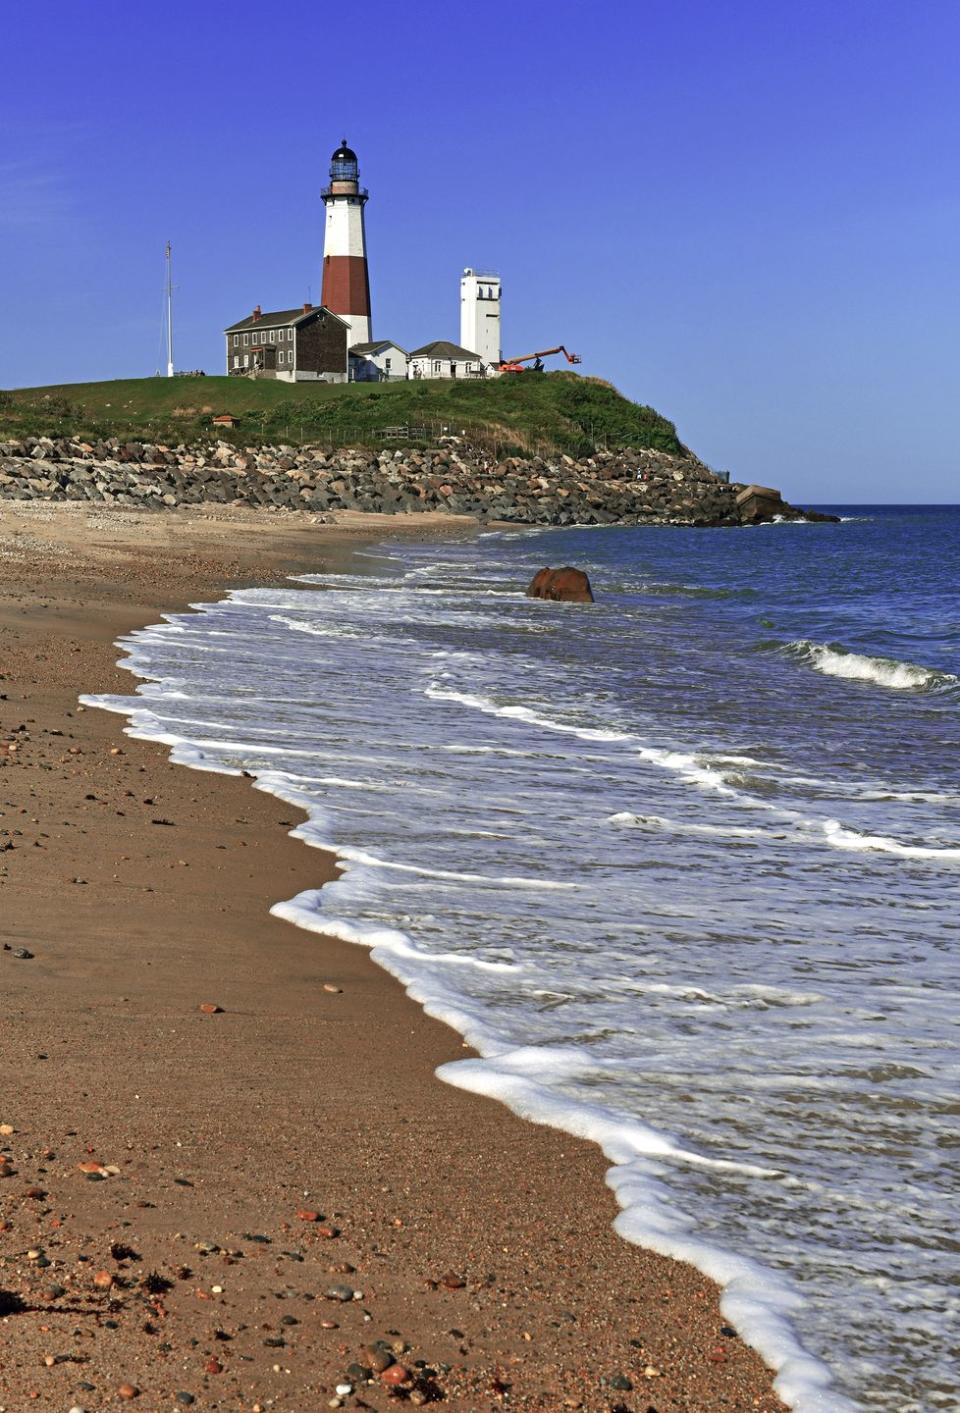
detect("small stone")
[92,1270,114,1289]
[297,1209,320,1222]
[198,1003,222,1014]
[12,947,34,959]
[117,1384,139,1400]
[643,1364,661,1377]
[323,984,342,993]
[320,1319,339,1329]
[175,1396,196,1407]
[440,1271,466,1289]
[366,1346,394,1373]
[345,1362,371,1382]
[335,1384,353,1396]
[0,1123,13,1135]
[380,1363,411,1386]
[317,1225,339,1239]
[326,1284,355,1302]
[77,1160,105,1174]
[607,1373,633,1391]
[204,1358,222,1374]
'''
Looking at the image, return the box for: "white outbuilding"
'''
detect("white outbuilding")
[407,340,488,380]
[349,340,408,382]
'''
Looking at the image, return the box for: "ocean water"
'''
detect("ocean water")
[85,506,960,1412]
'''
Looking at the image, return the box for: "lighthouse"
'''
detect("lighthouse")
[321,139,372,346]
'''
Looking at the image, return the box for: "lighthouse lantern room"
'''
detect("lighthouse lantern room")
[321,139,372,346]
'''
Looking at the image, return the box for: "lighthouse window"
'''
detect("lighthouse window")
[243,333,249,346]
[233,334,238,348]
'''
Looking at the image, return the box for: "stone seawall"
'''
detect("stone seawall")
[0,437,828,527]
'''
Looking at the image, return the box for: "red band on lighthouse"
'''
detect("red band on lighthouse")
[321,255,371,320]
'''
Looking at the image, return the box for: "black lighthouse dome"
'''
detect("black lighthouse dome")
[330,139,359,183]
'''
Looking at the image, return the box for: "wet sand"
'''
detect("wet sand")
[0,501,786,1411]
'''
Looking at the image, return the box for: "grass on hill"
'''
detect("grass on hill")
[0,372,688,459]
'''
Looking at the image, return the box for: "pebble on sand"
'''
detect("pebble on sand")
[198,1002,223,1014]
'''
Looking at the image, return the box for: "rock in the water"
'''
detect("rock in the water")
[735,483,784,523]
[526,566,595,603]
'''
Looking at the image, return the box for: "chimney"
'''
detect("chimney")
[252,305,262,321]
[303,301,312,313]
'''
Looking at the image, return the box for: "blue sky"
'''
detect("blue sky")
[1,0,956,501]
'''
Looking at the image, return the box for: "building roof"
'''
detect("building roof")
[223,306,348,333]
[409,340,482,360]
[349,340,408,356]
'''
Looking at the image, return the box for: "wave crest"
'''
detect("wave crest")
[785,641,956,693]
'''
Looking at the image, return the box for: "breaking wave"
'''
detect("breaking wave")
[784,640,956,692]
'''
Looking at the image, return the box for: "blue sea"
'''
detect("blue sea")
[87,506,960,1412]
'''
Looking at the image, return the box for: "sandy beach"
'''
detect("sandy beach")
[0,500,786,1412]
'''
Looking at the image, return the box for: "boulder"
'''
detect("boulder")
[526,566,595,603]
[735,483,784,522]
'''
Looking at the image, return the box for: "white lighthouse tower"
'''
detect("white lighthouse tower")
[321,139,372,345]
[460,268,502,367]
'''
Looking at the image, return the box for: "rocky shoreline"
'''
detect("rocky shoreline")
[0,436,836,527]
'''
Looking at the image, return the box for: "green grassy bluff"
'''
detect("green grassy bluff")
[0,372,687,459]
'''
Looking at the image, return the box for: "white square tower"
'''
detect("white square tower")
[460,269,501,367]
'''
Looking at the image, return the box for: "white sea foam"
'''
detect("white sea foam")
[607,810,771,839]
[822,819,960,860]
[786,640,955,691]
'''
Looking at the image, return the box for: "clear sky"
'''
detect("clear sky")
[1,0,956,501]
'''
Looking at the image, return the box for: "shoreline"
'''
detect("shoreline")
[1,501,787,1410]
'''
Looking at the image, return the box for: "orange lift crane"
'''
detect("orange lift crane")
[498,345,582,374]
